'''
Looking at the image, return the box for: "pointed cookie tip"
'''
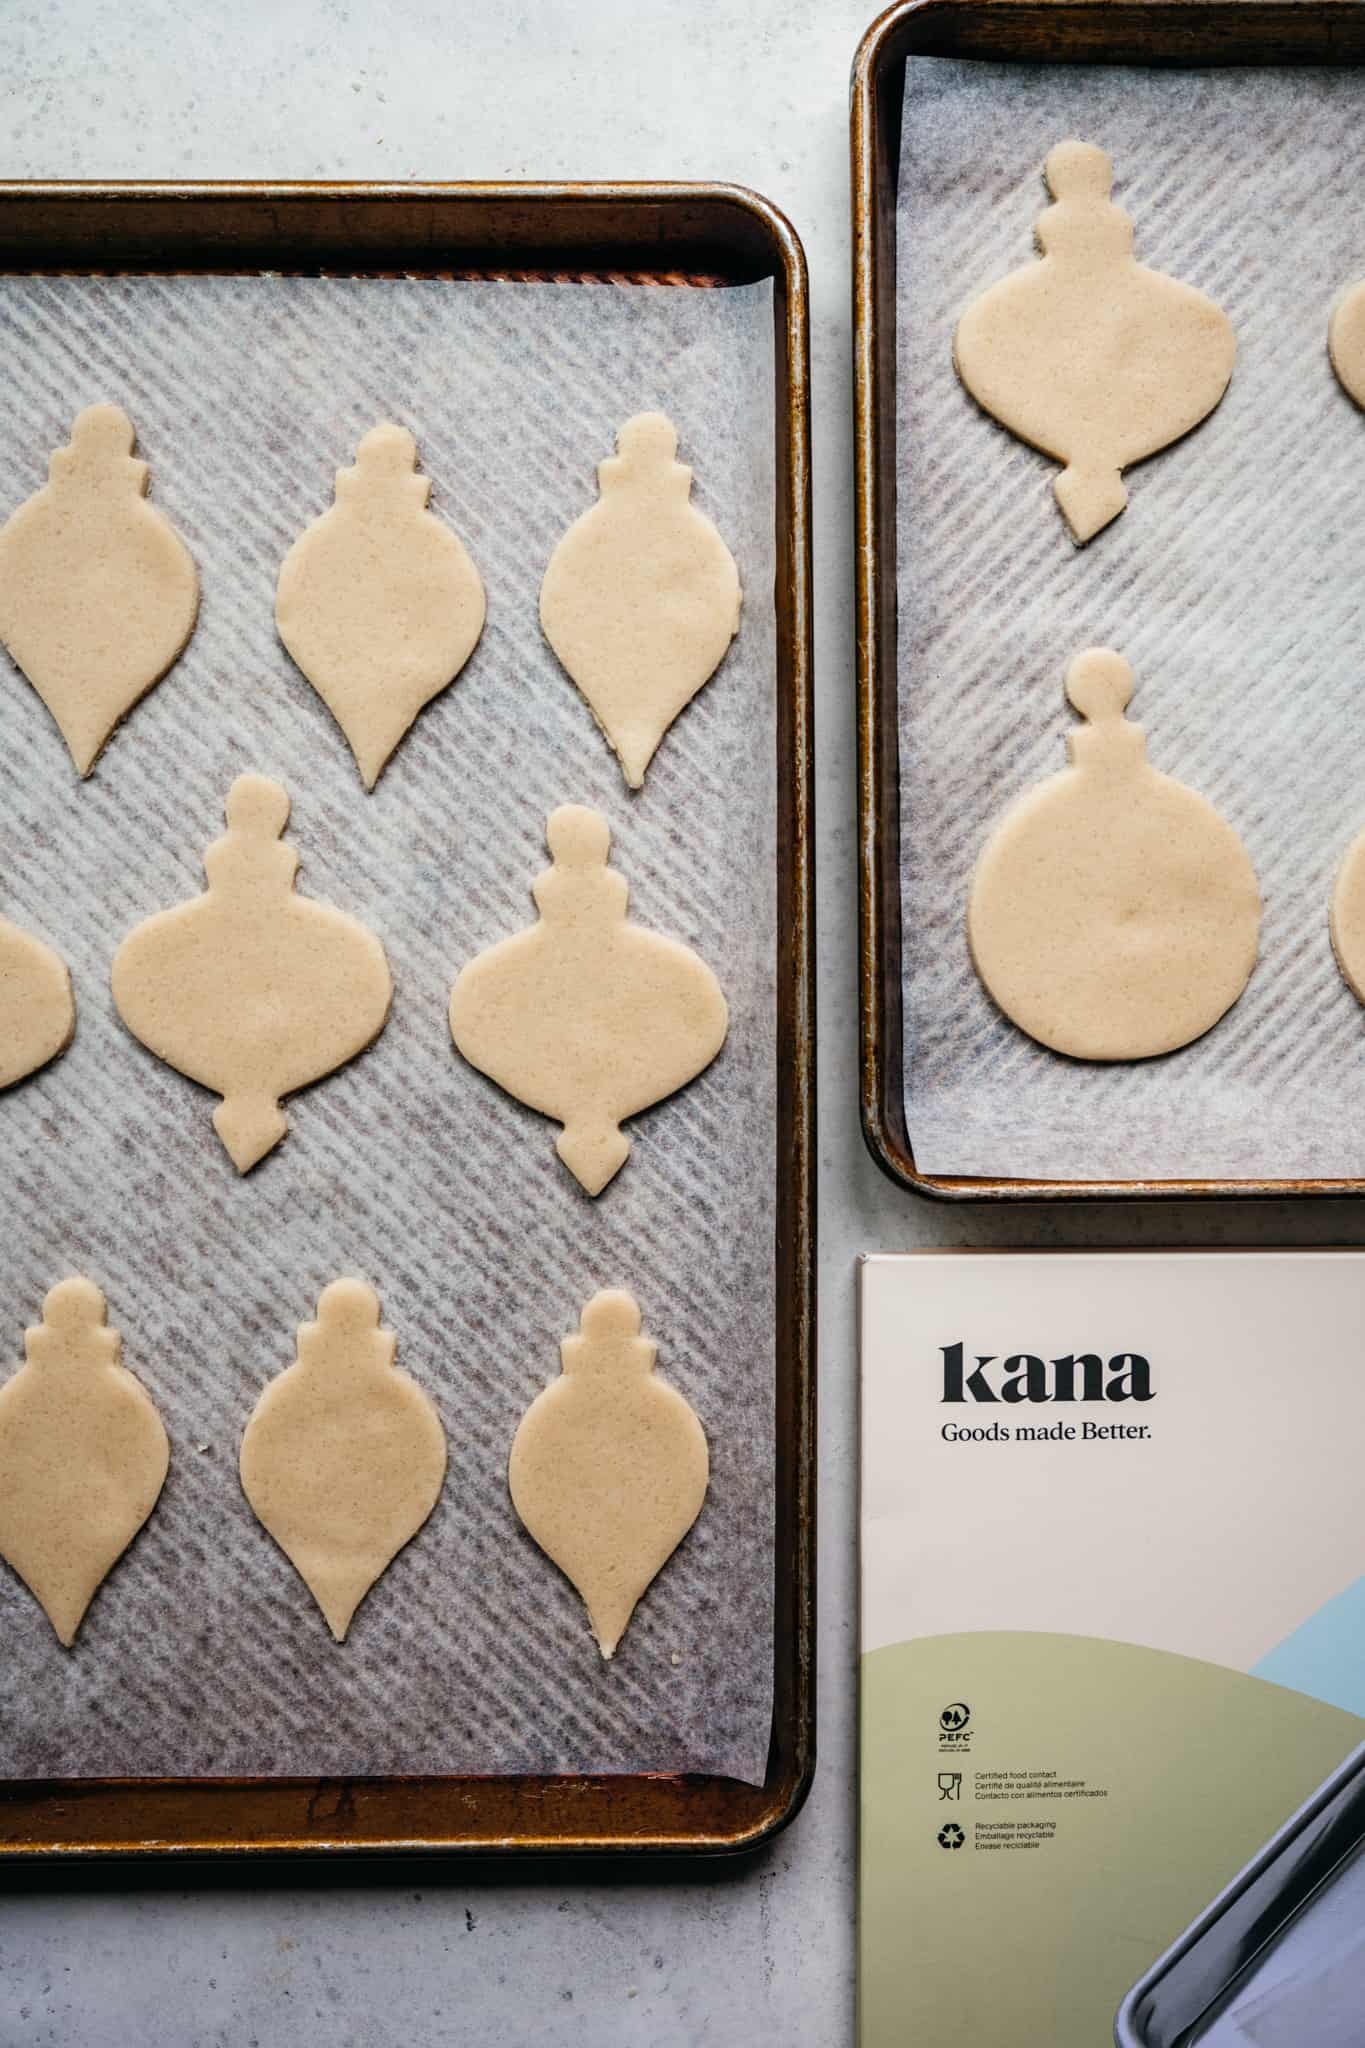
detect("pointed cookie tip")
[214,1096,289,1173]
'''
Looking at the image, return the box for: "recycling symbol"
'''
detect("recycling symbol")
[937,1824,965,1851]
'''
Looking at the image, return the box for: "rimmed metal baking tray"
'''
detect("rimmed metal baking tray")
[1116,1740,1365,2045]
[0,180,814,1859]
[852,0,1365,1201]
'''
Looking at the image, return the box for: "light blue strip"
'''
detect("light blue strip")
[1254,1577,1365,1719]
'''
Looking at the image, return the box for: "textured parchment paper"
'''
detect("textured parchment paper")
[898,62,1365,1179]
[0,274,776,1783]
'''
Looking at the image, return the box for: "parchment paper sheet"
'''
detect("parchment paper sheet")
[897,62,1365,1179]
[0,273,776,1783]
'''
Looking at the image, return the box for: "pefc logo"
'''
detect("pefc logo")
[940,1702,971,1733]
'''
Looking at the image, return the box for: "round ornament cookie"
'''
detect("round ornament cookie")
[967,649,1261,1060]
[1329,279,1365,411]
[1327,820,1365,1006]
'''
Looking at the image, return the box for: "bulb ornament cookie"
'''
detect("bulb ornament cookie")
[954,143,1236,543]
[0,909,74,1088]
[239,1280,447,1642]
[968,649,1261,1060]
[540,413,742,787]
[0,1279,169,1646]
[0,404,199,773]
[509,1290,708,1660]
[449,804,728,1194]
[112,775,393,1172]
[1329,280,1365,411]
[276,424,486,789]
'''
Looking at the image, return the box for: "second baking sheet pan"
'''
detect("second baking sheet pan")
[854,0,1365,1199]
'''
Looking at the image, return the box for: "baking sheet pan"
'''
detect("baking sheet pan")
[853,0,1365,1200]
[0,182,814,1858]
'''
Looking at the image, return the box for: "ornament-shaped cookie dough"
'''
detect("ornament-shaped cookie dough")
[112,775,392,1172]
[276,424,486,789]
[1326,820,1365,1006]
[0,405,198,774]
[954,143,1236,543]
[0,910,74,1088]
[509,1290,708,1660]
[449,805,728,1194]
[239,1280,447,1641]
[540,413,742,787]
[1329,279,1365,411]
[968,649,1260,1060]
[0,1279,169,1646]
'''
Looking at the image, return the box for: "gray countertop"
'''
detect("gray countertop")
[3,3,1359,2041]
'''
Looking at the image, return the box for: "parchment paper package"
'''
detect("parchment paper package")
[0,274,776,1784]
[897,62,1365,1180]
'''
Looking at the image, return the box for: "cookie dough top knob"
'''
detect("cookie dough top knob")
[1063,648,1146,771]
[535,804,628,921]
[337,423,430,509]
[28,1276,115,1362]
[1038,141,1132,261]
[207,775,299,897]
[600,411,685,493]
[51,404,147,491]
[565,1288,653,1372]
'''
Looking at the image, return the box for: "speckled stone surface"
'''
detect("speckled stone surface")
[3,3,1362,2043]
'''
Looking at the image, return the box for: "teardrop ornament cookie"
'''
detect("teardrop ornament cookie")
[276,424,486,789]
[239,1280,447,1641]
[1329,279,1365,411]
[112,774,393,1172]
[954,144,1236,543]
[0,910,74,1088]
[509,1290,708,1660]
[449,804,728,1194]
[0,405,199,773]
[0,1278,169,1646]
[540,413,742,787]
[968,649,1261,1059]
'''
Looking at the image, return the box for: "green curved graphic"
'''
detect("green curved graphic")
[860,1633,1365,2048]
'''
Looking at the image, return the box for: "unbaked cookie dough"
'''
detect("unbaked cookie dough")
[509,1290,708,1660]
[540,413,742,788]
[276,424,486,789]
[112,775,392,1172]
[1327,820,1365,1005]
[449,804,728,1194]
[0,405,198,774]
[0,1278,169,1646]
[1329,280,1365,411]
[968,649,1261,1060]
[954,143,1236,544]
[0,912,74,1089]
[239,1280,447,1642]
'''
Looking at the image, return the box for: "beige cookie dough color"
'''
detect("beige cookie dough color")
[0,912,74,1087]
[540,414,741,787]
[509,1290,708,1659]
[239,1280,447,1641]
[1329,280,1365,410]
[1326,822,1365,1004]
[0,1279,169,1645]
[112,775,392,1171]
[276,424,486,789]
[954,143,1236,542]
[449,805,728,1194]
[968,650,1260,1059]
[0,405,198,773]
